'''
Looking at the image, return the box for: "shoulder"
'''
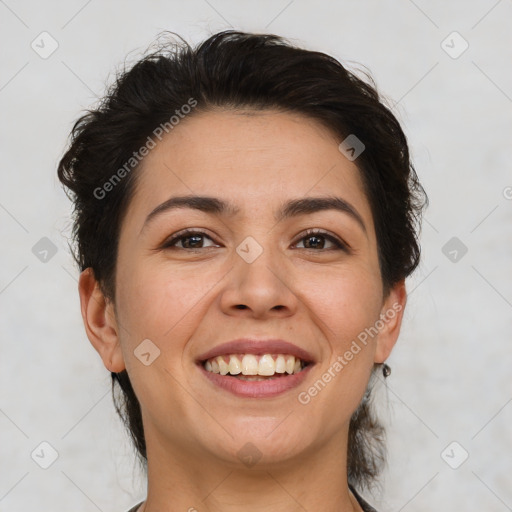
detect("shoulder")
[125,502,143,512]
[349,484,379,512]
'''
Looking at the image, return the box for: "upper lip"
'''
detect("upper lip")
[196,338,316,364]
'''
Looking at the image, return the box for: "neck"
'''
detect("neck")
[139,423,362,512]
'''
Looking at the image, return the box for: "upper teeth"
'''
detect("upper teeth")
[204,354,304,376]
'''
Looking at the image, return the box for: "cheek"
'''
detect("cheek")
[114,265,207,409]
[116,262,215,347]
[302,270,380,413]
[303,265,382,344]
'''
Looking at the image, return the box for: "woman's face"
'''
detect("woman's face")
[86,109,405,468]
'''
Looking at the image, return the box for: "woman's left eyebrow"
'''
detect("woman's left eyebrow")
[140,194,367,237]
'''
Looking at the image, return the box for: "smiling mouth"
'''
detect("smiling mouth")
[201,353,311,379]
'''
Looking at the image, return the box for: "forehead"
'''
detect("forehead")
[125,109,373,230]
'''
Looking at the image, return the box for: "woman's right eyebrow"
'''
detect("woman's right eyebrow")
[139,194,367,237]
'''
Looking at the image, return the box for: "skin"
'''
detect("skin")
[79,109,407,512]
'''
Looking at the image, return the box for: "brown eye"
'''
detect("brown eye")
[162,230,217,250]
[294,230,347,251]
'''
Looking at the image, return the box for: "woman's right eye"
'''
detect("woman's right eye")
[162,230,218,250]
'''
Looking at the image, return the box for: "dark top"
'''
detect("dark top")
[350,484,378,512]
[126,485,377,512]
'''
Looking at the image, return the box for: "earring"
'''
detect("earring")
[382,363,391,378]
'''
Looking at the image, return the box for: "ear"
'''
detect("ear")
[78,268,126,373]
[374,279,407,363]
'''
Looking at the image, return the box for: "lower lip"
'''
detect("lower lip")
[197,363,314,398]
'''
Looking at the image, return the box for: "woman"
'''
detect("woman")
[57,30,427,512]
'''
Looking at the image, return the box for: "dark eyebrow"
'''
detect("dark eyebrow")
[140,195,367,236]
[277,196,367,235]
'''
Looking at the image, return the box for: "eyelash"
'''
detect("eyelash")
[161,228,348,252]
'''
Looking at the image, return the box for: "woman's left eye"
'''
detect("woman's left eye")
[294,230,346,251]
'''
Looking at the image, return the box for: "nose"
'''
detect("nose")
[219,244,299,319]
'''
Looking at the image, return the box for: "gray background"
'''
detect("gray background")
[1,0,511,510]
